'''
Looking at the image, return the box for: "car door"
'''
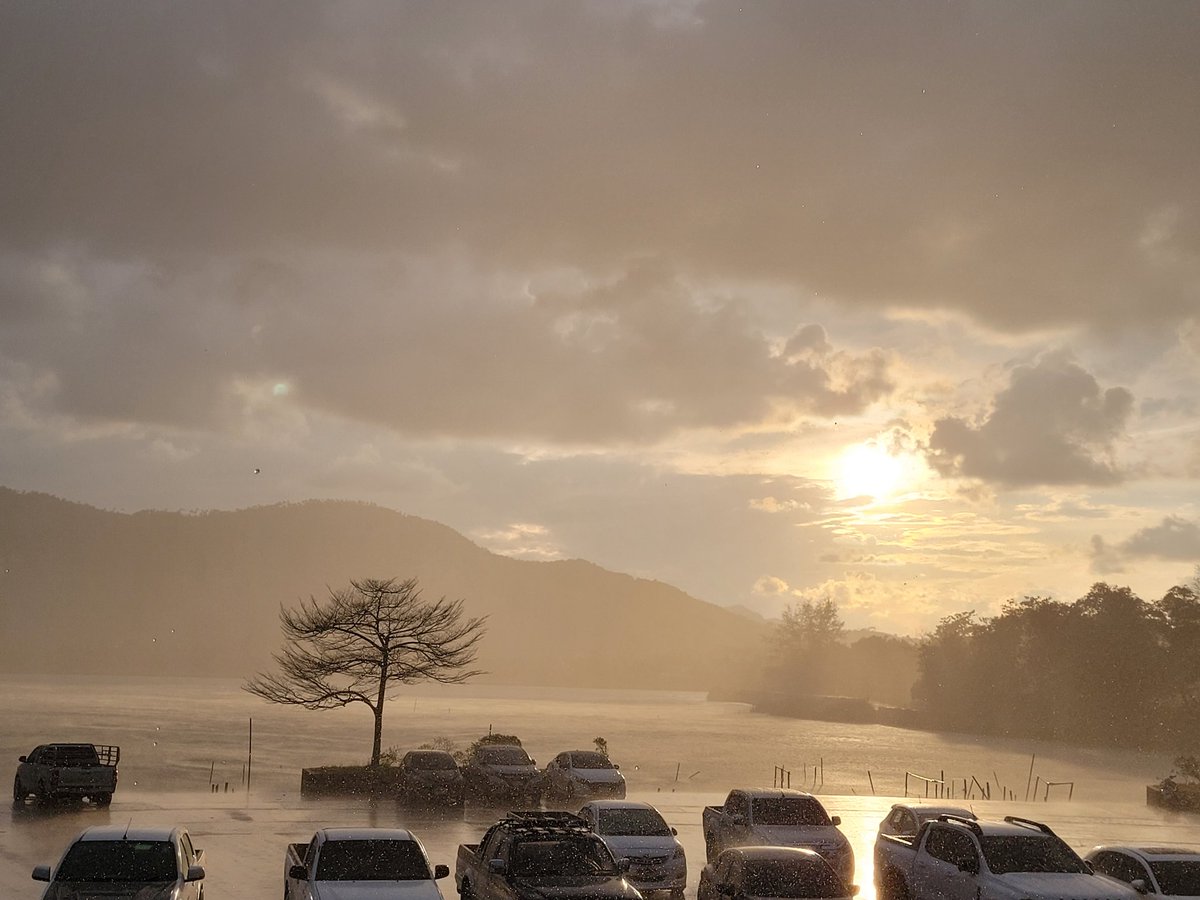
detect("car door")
[911,826,979,900]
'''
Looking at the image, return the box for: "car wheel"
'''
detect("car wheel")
[460,879,474,900]
[12,777,25,808]
[94,792,112,807]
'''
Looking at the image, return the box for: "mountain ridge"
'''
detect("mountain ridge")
[0,487,765,690]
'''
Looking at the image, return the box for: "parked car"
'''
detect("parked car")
[875,804,976,900]
[1086,846,1200,898]
[697,847,856,900]
[462,744,543,804]
[33,824,205,900]
[14,742,119,807]
[544,751,626,800]
[702,789,853,883]
[285,827,449,900]
[880,813,1138,900]
[578,800,686,897]
[399,750,465,806]
[455,810,640,900]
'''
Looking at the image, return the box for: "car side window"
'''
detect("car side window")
[899,811,917,835]
[1095,852,1150,886]
[727,793,747,819]
[927,827,976,867]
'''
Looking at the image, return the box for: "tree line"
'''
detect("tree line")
[763,572,1200,751]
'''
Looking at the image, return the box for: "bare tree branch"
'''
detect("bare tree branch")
[244,577,487,765]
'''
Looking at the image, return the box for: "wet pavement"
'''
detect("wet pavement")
[6,789,1200,900]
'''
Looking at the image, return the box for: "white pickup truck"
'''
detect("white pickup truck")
[874,803,975,900]
[875,813,1140,900]
[285,827,450,900]
[702,789,853,883]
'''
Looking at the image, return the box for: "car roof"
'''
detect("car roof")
[320,827,416,841]
[724,846,826,862]
[580,800,661,812]
[739,789,821,801]
[936,817,1054,838]
[890,803,975,821]
[77,825,181,842]
[1089,846,1200,862]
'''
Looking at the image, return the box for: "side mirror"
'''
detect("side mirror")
[614,764,620,770]
[488,859,508,876]
[185,866,205,883]
[671,827,678,836]
[831,816,842,826]
[1131,880,1149,895]
[849,885,860,896]
[435,864,450,880]
[19,755,27,763]
[32,865,51,882]
[289,864,308,880]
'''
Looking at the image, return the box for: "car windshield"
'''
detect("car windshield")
[407,752,457,770]
[979,836,1088,874]
[1149,861,1200,896]
[315,840,430,881]
[597,808,671,837]
[479,747,531,766]
[511,838,617,877]
[49,746,100,766]
[754,799,831,827]
[742,858,845,898]
[570,752,613,769]
[56,841,176,883]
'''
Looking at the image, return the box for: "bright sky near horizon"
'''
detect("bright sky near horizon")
[1,1,1197,633]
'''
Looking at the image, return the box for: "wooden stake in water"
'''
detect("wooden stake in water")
[247,717,253,794]
[1025,754,1036,802]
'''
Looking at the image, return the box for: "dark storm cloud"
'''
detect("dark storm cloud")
[926,351,1133,486]
[1091,516,1200,574]
[2,1,1198,329]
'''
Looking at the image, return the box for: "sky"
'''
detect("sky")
[1,1,1198,634]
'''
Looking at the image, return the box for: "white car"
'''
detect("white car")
[33,824,206,900]
[544,750,626,800]
[698,846,856,900]
[578,800,686,897]
[1086,846,1200,898]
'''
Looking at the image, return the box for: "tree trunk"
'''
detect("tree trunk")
[371,703,383,766]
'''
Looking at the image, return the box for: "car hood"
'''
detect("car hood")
[601,836,680,857]
[42,881,176,900]
[482,765,538,776]
[408,770,463,782]
[750,825,848,851]
[311,880,445,900]
[991,872,1140,900]
[570,770,624,785]
[510,876,640,900]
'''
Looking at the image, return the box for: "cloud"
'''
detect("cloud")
[1,3,1198,331]
[1091,516,1200,574]
[926,351,1134,487]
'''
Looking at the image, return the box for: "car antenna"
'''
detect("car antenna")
[123,819,133,839]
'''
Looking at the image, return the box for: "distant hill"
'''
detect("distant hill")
[0,488,766,689]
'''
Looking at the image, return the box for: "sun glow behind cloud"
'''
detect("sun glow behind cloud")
[834,442,919,503]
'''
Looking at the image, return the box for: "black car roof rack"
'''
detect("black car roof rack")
[1003,816,1055,835]
[502,811,592,837]
[936,814,984,837]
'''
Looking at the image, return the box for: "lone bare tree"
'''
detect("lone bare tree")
[244,577,487,765]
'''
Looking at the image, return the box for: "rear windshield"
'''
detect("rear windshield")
[57,841,176,882]
[511,837,618,877]
[597,808,671,837]
[1149,861,1200,896]
[49,746,101,766]
[406,752,457,770]
[315,840,430,881]
[478,747,532,765]
[753,799,832,826]
[743,858,845,898]
[570,752,614,769]
[979,836,1088,874]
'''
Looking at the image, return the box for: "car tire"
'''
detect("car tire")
[94,792,112,807]
[12,777,25,808]
[460,879,474,900]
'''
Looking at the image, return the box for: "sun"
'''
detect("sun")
[835,442,909,502]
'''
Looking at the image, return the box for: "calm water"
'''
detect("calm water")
[3,676,1197,900]
[0,675,1175,801]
